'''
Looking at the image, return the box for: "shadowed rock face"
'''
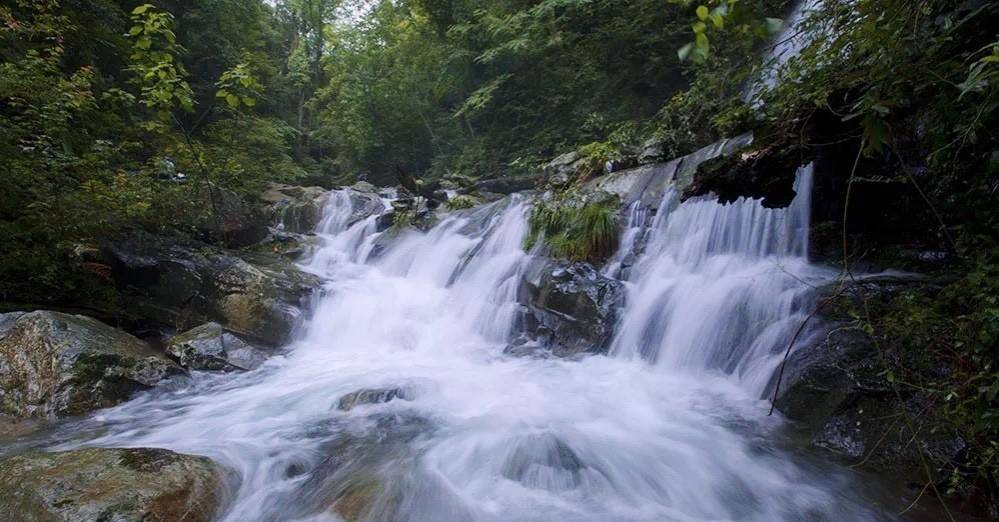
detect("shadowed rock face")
[101,234,319,346]
[0,447,226,522]
[774,277,966,489]
[0,311,181,418]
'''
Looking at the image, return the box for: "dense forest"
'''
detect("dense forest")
[2,0,998,519]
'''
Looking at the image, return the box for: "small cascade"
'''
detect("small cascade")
[611,165,827,394]
[746,0,824,102]
[601,200,648,279]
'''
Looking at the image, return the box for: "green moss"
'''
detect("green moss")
[525,193,620,262]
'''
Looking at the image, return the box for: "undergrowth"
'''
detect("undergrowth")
[525,192,620,262]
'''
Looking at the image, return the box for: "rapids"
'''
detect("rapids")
[44,168,896,521]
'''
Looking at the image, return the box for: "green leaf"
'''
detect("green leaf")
[242,96,256,107]
[692,21,706,34]
[128,26,143,36]
[225,93,240,107]
[710,13,724,29]
[696,5,709,21]
[133,4,151,14]
[696,32,709,54]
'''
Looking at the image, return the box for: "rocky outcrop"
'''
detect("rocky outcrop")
[583,133,754,211]
[166,322,269,372]
[0,447,226,521]
[262,183,330,233]
[516,261,625,357]
[774,277,965,490]
[683,134,808,208]
[102,234,319,346]
[0,311,181,418]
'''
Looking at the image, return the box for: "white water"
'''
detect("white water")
[49,172,890,521]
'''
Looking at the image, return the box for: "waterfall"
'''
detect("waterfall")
[56,178,888,521]
[610,165,827,395]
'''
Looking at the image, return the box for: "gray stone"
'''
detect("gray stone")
[0,311,181,418]
[166,322,269,372]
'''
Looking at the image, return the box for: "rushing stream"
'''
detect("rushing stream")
[33,164,912,521]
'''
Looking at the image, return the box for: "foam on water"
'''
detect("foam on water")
[51,171,889,521]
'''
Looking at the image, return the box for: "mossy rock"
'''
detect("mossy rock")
[0,311,182,418]
[0,447,226,521]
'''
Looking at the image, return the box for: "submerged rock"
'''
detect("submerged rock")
[297,414,434,521]
[518,261,625,357]
[166,322,269,371]
[0,311,181,418]
[0,447,226,522]
[102,234,319,346]
[337,387,411,411]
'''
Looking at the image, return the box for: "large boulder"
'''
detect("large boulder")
[0,311,181,418]
[516,261,625,357]
[165,322,269,372]
[102,234,319,346]
[0,447,226,522]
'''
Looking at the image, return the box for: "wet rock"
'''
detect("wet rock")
[0,447,226,522]
[343,187,388,227]
[253,229,321,261]
[262,183,330,233]
[0,311,181,418]
[337,388,411,411]
[297,414,433,521]
[502,433,587,491]
[774,276,965,487]
[102,234,319,346]
[166,322,269,372]
[518,261,625,357]
[384,197,438,232]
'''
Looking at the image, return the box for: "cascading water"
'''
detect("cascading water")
[610,165,828,395]
[43,175,893,521]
